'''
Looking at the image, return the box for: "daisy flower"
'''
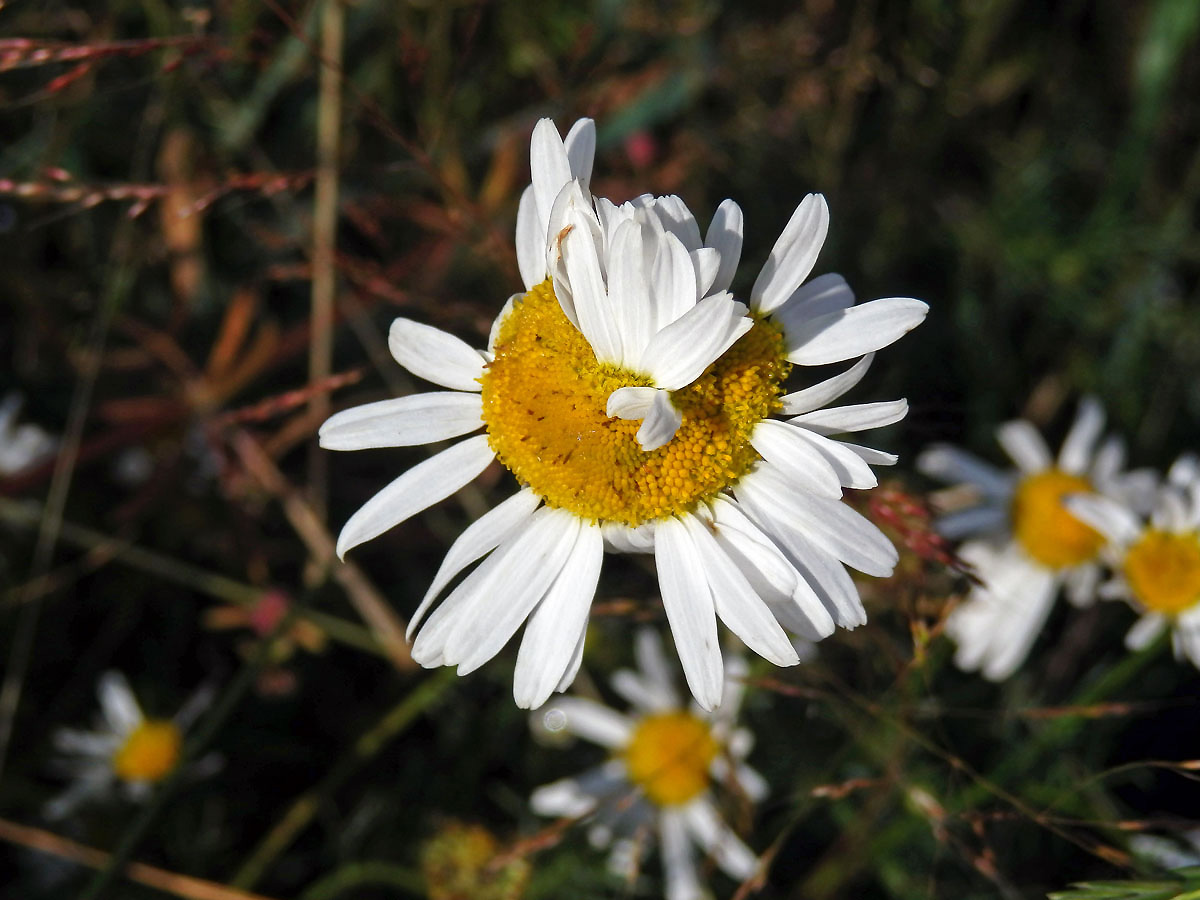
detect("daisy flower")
[917,397,1149,680]
[321,116,927,708]
[46,671,212,819]
[0,392,56,476]
[1068,455,1200,667]
[530,629,765,900]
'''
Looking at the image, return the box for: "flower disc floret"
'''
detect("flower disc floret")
[623,711,719,807]
[1011,469,1105,569]
[1123,529,1200,617]
[481,280,789,526]
[112,719,182,782]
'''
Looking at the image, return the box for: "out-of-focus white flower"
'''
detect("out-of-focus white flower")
[46,671,213,819]
[918,398,1152,680]
[0,392,56,476]
[322,116,925,710]
[1069,455,1200,667]
[530,629,766,900]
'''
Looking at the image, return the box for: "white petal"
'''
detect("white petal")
[1064,494,1141,545]
[933,505,1008,540]
[655,517,724,710]
[772,271,854,322]
[749,421,843,498]
[513,522,604,708]
[917,444,1013,497]
[789,399,908,435]
[335,435,494,559]
[98,671,142,736]
[541,696,632,748]
[633,626,681,707]
[409,488,542,638]
[606,386,657,420]
[689,247,720,300]
[680,514,799,666]
[751,193,830,315]
[1064,562,1101,608]
[1058,396,1105,475]
[641,292,752,390]
[660,810,703,900]
[681,799,759,880]
[607,219,653,363]
[788,428,879,489]
[563,118,596,187]
[709,505,832,639]
[602,520,656,554]
[388,319,487,392]
[704,199,743,295]
[530,776,599,818]
[842,443,899,466]
[649,231,698,332]
[563,206,623,363]
[654,195,703,251]
[439,509,582,673]
[996,420,1052,474]
[611,668,675,713]
[635,390,684,451]
[319,393,482,450]
[516,185,545,289]
[488,294,518,353]
[556,628,588,693]
[740,468,896,576]
[784,297,928,366]
[779,353,875,416]
[530,118,572,236]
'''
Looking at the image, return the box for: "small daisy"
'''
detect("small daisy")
[322,116,926,709]
[46,671,212,819]
[1068,455,1200,668]
[0,392,56,476]
[918,397,1150,680]
[530,629,765,900]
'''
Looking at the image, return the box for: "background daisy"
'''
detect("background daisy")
[46,671,213,820]
[530,629,764,900]
[918,397,1152,680]
[1068,455,1200,667]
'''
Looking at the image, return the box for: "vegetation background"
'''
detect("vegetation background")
[1,0,1200,897]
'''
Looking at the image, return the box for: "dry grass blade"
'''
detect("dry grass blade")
[0,817,280,900]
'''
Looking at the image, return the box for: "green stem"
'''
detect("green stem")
[300,861,425,900]
[232,667,458,890]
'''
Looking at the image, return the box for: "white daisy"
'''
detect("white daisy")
[46,671,212,819]
[1068,455,1200,668]
[917,397,1151,680]
[0,392,56,476]
[530,629,765,900]
[321,116,927,709]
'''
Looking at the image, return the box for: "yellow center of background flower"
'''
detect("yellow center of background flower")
[624,712,719,806]
[1123,529,1200,616]
[481,280,789,526]
[1011,469,1105,568]
[112,719,182,782]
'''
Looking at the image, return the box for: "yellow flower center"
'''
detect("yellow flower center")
[1123,529,1200,616]
[112,719,182,782]
[624,712,719,807]
[1011,469,1105,568]
[480,280,789,526]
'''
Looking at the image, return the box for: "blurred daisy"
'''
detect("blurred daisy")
[0,392,56,476]
[530,629,765,900]
[1069,455,1200,667]
[46,671,212,819]
[322,116,926,708]
[918,398,1151,680]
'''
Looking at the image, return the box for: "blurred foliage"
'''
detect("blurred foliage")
[1,0,1199,899]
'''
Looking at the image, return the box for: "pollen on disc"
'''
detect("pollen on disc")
[480,280,790,526]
